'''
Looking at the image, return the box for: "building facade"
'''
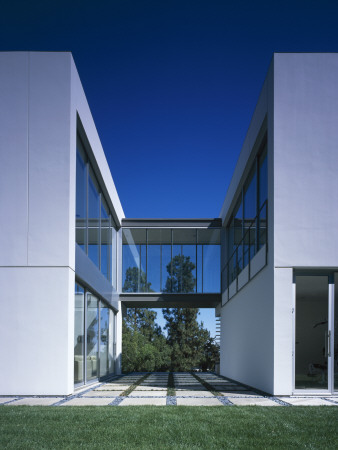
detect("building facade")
[0,52,337,396]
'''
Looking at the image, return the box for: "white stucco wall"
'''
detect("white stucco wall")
[272,53,338,394]
[0,52,124,395]
[273,53,338,268]
[219,59,275,394]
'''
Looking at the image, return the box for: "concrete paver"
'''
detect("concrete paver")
[95,385,130,391]
[129,390,166,397]
[134,386,167,391]
[61,397,113,406]
[0,397,19,404]
[176,390,215,397]
[177,397,223,406]
[82,391,123,397]
[220,391,262,397]
[119,397,166,406]
[280,397,335,406]
[230,397,280,406]
[8,397,62,406]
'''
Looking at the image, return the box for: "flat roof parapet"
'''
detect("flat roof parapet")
[122,218,222,228]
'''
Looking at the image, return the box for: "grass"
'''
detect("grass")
[1,406,337,449]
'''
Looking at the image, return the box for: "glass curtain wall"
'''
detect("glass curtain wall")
[227,144,267,278]
[74,283,85,384]
[100,302,109,378]
[74,282,116,385]
[75,135,116,285]
[122,228,220,293]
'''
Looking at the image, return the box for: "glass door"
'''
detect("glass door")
[295,275,329,391]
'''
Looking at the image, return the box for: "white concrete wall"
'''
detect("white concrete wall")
[273,53,338,268]
[0,52,124,395]
[220,264,274,393]
[272,53,338,394]
[219,59,275,394]
[0,53,75,395]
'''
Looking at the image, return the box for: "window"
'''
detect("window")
[75,134,117,285]
[122,228,221,294]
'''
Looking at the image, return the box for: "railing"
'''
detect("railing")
[221,201,268,298]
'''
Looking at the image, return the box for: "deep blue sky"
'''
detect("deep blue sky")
[2,0,338,218]
[2,1,337,336]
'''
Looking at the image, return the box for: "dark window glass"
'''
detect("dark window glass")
[162,244,172,292]
[88,168,100,268]
[100,199,110,280]
[74,283,85,384]
[76,141,87,251]
[122,229,146,292]
[258,147,268,248]
[86,293,99,381]
[244,166,257,266]
[99,302,109,378]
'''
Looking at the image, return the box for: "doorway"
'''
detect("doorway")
[294,273,337,393]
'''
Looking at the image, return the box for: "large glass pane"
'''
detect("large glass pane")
[243,166,257,266]
[147,229,162,292]
[122,229,146,292]
[197,245,203,293]
[99,302,109,378]
[108,309,116,374]
[111,226,117,288]
[172,229,197,293]
[74,283,84,384]
[88,168,100,268]
[258,147,267,250]
[198,229,220,293]
[76,140,87,251]
[295,276,328,390]
[162,244,172,292]
[100,199,110,280]
[86,293,99,381]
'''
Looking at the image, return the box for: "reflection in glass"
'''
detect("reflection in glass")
[244,167,257,266]
[74,283,84,384]
[86,293,99,381]
[122,229,149,292]
[122,227,220,294]
[162,244,172,292]
[295,276,328,390]
[88,168,100,268]
[100,302,109,378]
[100,198,111,280]
[76,142,87,251]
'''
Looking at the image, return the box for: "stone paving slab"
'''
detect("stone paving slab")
[280,397,335,406]
[176,390,215,397]
[61,397,113,406]
[220,391,262,397]
[177,397,223,406]
[134,386,167,391]
[175,387,207,391]
[82,391,123,397]
[8,397,62,406]
[95,385,130,391]
[230,397,281,406]
[0,397,19,405]
[129,390,167,397]
[119,397,166,406]
[212,385,248,391]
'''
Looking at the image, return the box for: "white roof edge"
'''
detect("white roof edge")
[219,57,273,224]
[70,54,125,226]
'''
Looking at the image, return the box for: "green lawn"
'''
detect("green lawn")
[1,406,337,449]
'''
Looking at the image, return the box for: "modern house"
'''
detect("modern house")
[0,52,337,397]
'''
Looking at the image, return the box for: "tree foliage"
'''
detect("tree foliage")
[163,308,219,371]
[122,308,170,372]
[123,267,153,293]
[164,254,196,293]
